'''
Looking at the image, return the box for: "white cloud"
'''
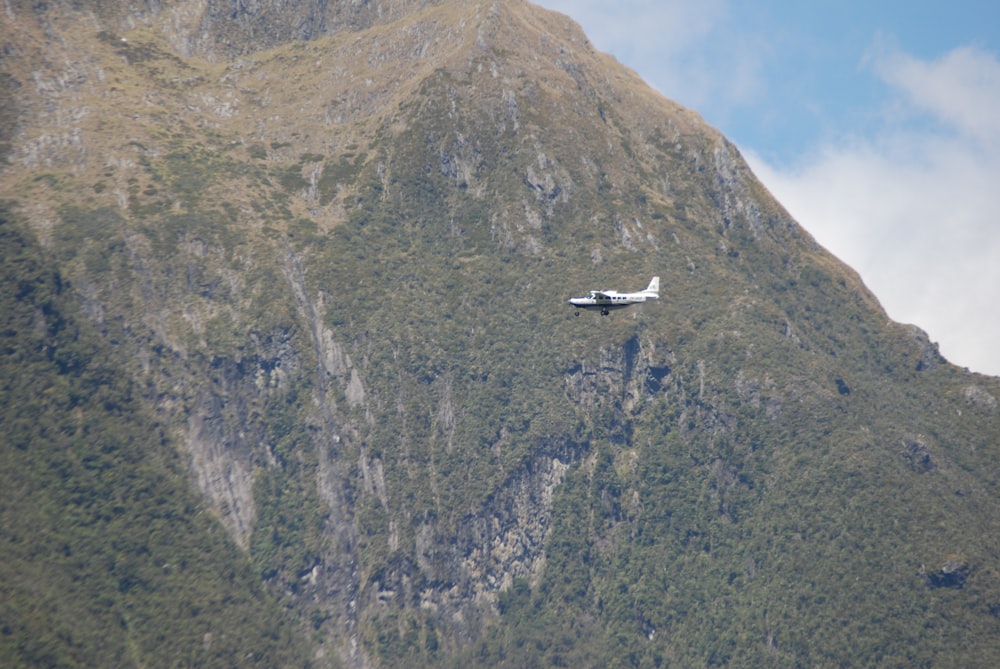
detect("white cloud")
[746,45,1000,376]
[872,45,1000,146]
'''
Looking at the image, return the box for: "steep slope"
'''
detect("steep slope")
[0,207,307,667]
[2,1,1000,667]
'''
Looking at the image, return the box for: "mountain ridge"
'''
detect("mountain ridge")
[3,1,1000,667]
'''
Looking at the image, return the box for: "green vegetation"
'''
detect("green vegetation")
[0,207,307,668]
[249,385,327,587]
[0,72,17,163]
[3,2,1000,667]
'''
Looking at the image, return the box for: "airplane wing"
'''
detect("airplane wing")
[591,291,611,299]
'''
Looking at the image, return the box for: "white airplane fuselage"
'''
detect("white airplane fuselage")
[568,277,659,316]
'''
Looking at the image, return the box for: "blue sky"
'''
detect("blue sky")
[536,0,1000,377]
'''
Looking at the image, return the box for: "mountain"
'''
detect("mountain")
[0,206,308,667]
[3,1,1000,667]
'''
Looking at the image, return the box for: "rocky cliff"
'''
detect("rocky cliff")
[3,1,1000,667]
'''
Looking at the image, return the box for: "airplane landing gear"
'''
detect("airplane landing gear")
[601,309,609,316]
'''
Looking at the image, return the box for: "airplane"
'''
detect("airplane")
[568,276,659,316]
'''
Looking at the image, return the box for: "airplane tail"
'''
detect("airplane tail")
[644,276,660,297]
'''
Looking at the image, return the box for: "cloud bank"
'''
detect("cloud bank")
[747,45,1000,376]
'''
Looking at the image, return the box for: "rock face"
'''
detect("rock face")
[2,0,444,59]
[926,554,972,590]
[3,1,1000,667]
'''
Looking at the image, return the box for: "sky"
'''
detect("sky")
[536,0,1000,377]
